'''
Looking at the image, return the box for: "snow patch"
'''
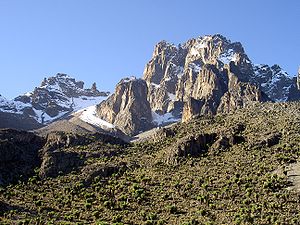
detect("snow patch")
[78,105,115,129]
[188,63,202,73]
[218,49,238,64]
[152,111,180,126]
[0,96,31,114]
[122,76,136,83]
[151,83,161,89]
[168,93,176,101]
[33,109,68,124]
[72,96,108,112]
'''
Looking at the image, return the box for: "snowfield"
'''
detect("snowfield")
[77,105,115,129]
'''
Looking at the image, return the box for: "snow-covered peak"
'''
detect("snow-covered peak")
[254,64,290,80]
[185,34,244,68]
[0,73,109,126]
[0,94,6,103]
[37,73,88,97]
[253,64,294,102]
[189,38,210,57]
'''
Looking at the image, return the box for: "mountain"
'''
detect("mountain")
[0,34,298,136]
[96,34,299,135]
[0,73,109,130]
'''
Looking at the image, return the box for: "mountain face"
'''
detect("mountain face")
[96,77,153,136]
[97,34,298,135]
[0,73,109,130]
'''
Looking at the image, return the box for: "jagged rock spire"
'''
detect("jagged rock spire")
[297,67,300,90]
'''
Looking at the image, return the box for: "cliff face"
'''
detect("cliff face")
[142,35,270,123]
[96,77,152,136]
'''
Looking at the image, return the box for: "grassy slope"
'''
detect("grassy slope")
[1,102,300,224]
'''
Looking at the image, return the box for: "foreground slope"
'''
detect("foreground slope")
[1,101,300,224]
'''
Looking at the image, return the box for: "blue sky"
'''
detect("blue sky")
[0,0,299,99]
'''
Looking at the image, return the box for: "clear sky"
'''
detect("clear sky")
[0,0,299,99]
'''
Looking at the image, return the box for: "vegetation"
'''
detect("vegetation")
[1,102,300,224]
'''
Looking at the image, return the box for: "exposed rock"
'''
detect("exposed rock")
[38,131,127,179]
[143,41,186,85]
[217,82,266,114]
[250,133,282,149]
[288,68,300,101]
[265,133,281,147]
[182,98,203,122]
[153,127,176,141]
[164,133,217,165]
[0,111,42,130]
[43,131,127,151]
[82,162,127,185]
[210,136,230,150]
[0,129,44,185]
[96,33,299,134]
[43,132,91,150]
[143,41,186,113]
[39,150,82,178]
[96,78,153,135]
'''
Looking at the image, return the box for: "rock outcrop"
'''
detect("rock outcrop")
[297,67,300,90]
[163,133,217,165]
[0,129,45,185]
[182,98,203,122]
[0,128,128,184]
[96,77,153,135]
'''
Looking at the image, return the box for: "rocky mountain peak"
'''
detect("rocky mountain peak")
[152,40,178,57]
[184,35,246,67]
[96,34,300,134]
[0,73,109,129]
[297,67,300,90]
[118,76,137,85]
[253,64,293,102]
[35,73,105,98]
[143,41,184,85]
[96,78,152,135]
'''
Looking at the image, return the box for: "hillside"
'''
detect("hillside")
[1,101,300,224]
